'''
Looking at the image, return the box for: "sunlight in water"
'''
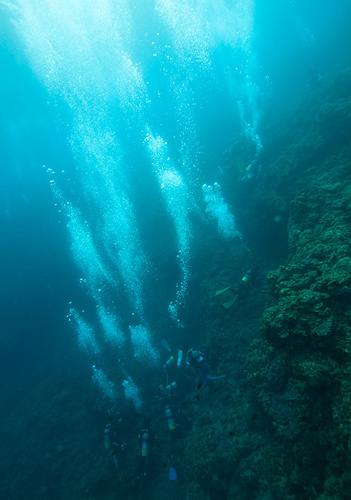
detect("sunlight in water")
[8,0,258,405]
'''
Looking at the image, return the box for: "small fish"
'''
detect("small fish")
[197,380,203,390]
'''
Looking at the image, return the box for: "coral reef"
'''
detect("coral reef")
[247,69,351,499]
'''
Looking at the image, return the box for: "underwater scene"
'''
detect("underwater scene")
[1,1,351,499]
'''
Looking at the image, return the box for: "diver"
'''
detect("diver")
[111,441,127,471]
[186,348,225,386]
[159,349,187,399]
[215,265,259,309]
[240,159,261,183]
[237,266,259,298]
[137,421,161,497]
[103,420,127,471]
[140,429,150,457]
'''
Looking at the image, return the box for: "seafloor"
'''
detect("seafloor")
[1,67,351,500]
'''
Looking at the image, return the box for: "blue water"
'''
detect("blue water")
[1,1,350,499]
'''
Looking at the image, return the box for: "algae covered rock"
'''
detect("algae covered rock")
[248,69,351,499]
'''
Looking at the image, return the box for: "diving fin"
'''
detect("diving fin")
[223,295,238,309]
[215,286,231,296]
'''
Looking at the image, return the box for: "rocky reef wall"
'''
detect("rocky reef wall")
[182,68,351,500]
[247,68,351,499]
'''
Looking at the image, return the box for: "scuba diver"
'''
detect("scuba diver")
[103,421,127,471]
[132,425,157,499]
[186,348,225,386]
[237,266,259,297]
[140,429,150,457]
[158,348,193,438]
[159,349,187,400]
[215,265,259,309]
[240,159,261,183]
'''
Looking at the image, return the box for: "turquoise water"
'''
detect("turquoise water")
[1,1,350,499]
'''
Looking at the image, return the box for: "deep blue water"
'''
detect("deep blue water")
[1,1,350,498]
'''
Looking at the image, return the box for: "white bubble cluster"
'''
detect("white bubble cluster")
[129,325,160,366]
[8,0,259,400]
[237,98,263,160]
[202,183,241,240]
[92,365,117,402]
[98,305,125,347]
[66,204,115,299]
[144,130,192,322]
[122,377,142,411]
[69,307,100,355]
[155,0,212,69]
